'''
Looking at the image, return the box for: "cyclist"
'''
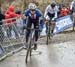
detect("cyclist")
[59,5,70,17]
[23,3,43,50]
[44,1,59,36]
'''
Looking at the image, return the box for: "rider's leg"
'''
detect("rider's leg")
[26,29,31,43]
[25,20,32,48]
[33,19,39,50]
[51,21,56,34]
[45,19,49,33]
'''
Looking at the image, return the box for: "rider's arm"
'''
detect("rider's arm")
[54,11,57,19]
[23,9,30,24]
[36,9,43,23]
[36,9,44,30]
[54,6,59,19]
[36,9,43,18]
[44,5,50,18]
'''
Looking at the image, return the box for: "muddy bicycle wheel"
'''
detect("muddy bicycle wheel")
[48,25,51,39]
[46,32,49,45]
[46,26,49,45]
[25,47,30,63]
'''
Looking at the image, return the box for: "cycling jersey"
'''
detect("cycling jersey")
[44,5,59,20]
[24,9,42,20]
[23,9,44,28]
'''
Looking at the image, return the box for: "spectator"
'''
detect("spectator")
[57,4,64,17]
[15,8,24,35]
[59,5,70,17]
[5,5,20,39]
[15,7,21,15]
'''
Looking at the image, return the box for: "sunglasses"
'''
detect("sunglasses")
[30,9,35,11]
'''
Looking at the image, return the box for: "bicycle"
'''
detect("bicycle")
[25,27,41,63]
[46,18,55,45]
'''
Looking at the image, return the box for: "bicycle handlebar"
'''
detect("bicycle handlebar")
[25,26,42,31]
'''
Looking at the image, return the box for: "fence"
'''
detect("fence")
[0,14,75,61]
[0,17,26,61]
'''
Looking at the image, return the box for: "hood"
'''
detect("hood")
[8,5,14,12]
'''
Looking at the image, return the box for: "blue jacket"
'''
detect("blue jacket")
[23,9,45,29]
[23,9,42,23]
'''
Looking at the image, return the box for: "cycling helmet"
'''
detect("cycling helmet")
[51,1,56,8]
[28,3,37,10]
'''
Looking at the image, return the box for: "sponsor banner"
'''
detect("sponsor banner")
[54,15,73,34]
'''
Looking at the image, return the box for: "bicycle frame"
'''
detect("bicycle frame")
[46,19,53,45]
[28,29,35,48]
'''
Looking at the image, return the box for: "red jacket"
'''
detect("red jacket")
[60,7,70,17]
[5,5,19,26]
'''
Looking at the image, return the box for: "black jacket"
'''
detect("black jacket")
[0,12,5,25]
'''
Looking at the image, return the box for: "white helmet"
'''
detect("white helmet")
[28,3,37,10]
[50,1,56,8]
[51,1,56,4]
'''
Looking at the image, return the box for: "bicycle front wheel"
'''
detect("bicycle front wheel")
[25,39,32,63]
[46,26,49,45]
[25,46,30,63]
